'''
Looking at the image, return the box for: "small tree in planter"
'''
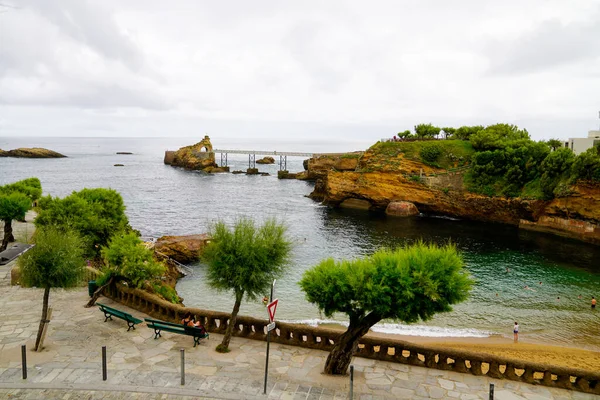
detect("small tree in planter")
[19,226,85,351]
[299,242,473,375]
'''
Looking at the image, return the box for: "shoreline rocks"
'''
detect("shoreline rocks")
[256,156,275,164]
[0,148,66,158]
[154,234,210,264]
[386,201,420,217]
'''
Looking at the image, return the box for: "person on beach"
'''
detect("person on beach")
[593,297,597,309]
[513,322,519,342]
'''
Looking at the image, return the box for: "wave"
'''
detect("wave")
[280,319,494,338]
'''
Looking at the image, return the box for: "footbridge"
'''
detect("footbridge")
[213,149,315,170]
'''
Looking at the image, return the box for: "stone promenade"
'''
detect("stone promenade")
[1,244,597,398]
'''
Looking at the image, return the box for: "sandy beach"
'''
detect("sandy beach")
[366,332,600,371]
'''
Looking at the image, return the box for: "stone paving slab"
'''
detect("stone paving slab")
[1,230,599,400]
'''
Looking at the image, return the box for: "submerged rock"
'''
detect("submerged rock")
[256,156,275,164]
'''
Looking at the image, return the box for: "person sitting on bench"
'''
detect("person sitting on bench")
[181,312,202,328]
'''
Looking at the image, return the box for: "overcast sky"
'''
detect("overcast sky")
[0,0,599,143]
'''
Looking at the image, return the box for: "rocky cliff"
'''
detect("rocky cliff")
[0,148,66,158]
[165,135,228,173]
[308,146,600,245]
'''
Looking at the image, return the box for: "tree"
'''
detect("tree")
[454,126,483,140]
[18,226,85,350]
[540,148,575,198]
[299,242,473,375]
[0,177,42,251]
[414,123,441,139]
[397,130,412,139]
[546,138,563,152]
[203,217,291,353]
[0,192,32,252]
[441,127,456,139]
[571,148,600,182]
[86,232,166,307]
[35,188,131,256]
[470,124,530,151]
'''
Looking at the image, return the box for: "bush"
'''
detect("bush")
[420,145,442,163]
[152,283,180,304]
[571,148,600,182]
[102,233,165,288]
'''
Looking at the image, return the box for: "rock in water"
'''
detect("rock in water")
[116,152,133,155]
[386,201,420,217]
[154,234,211,264]
[0,148,66,158]
[114,164,125,167]
[256,156,275,164]
[168,135,219,171]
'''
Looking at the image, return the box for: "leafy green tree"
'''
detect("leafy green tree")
[540,148,575,198]
[546,138,564,152]
[203,217,291,353]
[470,124,530,151]
[397,130,412,139]
[571,148,600,182]
[0,177,42,202]
[19,227,85,350]
[0,178,41,251]
[454,125,483,140]
[0,192,32,252]
[414,123,441,139]
[441,127,456,139]
[87,232,165,307]
[299,242,473,375]
[36,188,130,255]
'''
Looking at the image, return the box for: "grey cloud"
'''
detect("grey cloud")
[23,0,145,70]
[486,11,600,74]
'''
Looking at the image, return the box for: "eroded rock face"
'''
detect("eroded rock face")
[256,156,275,164]
[340,198,372,210]
[310,159,600,244]
[386,201,419,217]
[154,234,210,264]
[0,148,66,158]
[168,136,218,171]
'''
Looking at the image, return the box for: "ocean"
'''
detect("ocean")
[1,136,600,350]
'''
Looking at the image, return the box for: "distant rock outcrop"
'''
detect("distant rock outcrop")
[256,156,275,164]
[117,152,133,155]
[0,148,66,158]
[165,136,222,172]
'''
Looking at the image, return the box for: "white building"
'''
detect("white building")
[565,130,600,155]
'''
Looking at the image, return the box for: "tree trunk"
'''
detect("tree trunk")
[218,290,244,352]
[0,219,13,252]
[323,312,381,375]
[34,287,51,351]
[85,276,115,308]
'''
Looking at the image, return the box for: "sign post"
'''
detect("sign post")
[264,280,277,395]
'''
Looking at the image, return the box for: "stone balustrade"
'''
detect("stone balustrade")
[102,281,600,395]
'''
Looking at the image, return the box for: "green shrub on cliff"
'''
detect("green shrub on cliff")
[419,144,442,164]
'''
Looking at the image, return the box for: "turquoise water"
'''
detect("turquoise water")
[1,137,599,350]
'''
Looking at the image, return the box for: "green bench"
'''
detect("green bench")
[145,318,209,347]
[97,303,142,332]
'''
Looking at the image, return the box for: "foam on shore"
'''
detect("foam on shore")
[282,319,494,338]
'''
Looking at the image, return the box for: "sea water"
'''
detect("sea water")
[1,137,599,350]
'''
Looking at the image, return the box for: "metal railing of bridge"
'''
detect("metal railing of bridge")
[213,149,314,157]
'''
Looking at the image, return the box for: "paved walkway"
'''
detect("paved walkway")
[0,218,597,399]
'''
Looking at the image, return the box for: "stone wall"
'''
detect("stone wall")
[102,280,600,395]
